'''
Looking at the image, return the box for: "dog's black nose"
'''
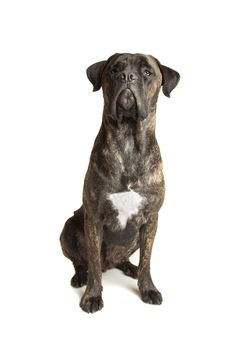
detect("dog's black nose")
[120,72,137,82]
[128,73,136,81]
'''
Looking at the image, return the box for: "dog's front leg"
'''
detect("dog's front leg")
[80,211,103,313]
[138,212,163,305]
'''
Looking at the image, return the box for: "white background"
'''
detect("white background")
[0,0,232,349]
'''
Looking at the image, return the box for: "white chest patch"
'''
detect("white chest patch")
[108,190,144,229]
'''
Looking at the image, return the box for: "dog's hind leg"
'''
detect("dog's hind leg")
[60,206,88,287]
[116,261,138,279]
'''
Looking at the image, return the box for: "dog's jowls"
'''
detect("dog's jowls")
[60,53,180,313]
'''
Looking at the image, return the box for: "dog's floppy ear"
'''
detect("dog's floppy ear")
[86,60,107,92]
[159,64,180,98]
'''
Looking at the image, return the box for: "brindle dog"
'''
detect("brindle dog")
[60,53,180,313]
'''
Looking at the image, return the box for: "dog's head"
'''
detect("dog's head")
[87,53,180,121]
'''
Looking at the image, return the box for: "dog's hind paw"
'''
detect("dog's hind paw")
[71,265,87,288]
[116,261,138,279]
[71,273,87,288]
[80,295,104,313]
[141,289,163,305]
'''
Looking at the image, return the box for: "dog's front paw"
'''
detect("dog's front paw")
[80,295,104,313]
[140,289,163,305]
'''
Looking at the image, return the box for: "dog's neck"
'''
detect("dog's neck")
[101,111,157,153]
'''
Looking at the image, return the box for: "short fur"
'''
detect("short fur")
[60,53,180,313]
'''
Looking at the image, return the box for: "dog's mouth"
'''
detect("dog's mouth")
[116,88,136,110]
[109,86,149,121]
[116,88,137,119]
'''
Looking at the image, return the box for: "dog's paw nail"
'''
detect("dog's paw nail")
[141,289,163,305]
[80,296,104,313]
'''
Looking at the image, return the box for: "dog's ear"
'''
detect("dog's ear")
[159,64,180,98]
[86,60,107,92]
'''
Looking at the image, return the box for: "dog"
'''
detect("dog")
[60,53,180,313]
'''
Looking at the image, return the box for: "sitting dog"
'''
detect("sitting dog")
[60,53,180,313]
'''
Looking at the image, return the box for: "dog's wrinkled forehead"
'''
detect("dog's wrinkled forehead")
[105,53,162,77]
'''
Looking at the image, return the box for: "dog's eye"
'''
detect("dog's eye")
[144,70,152,76]
[111,68,118,74]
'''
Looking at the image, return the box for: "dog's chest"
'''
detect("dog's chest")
[107,189,145,229]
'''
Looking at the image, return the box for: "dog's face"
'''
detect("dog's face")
[87,53,180,121]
